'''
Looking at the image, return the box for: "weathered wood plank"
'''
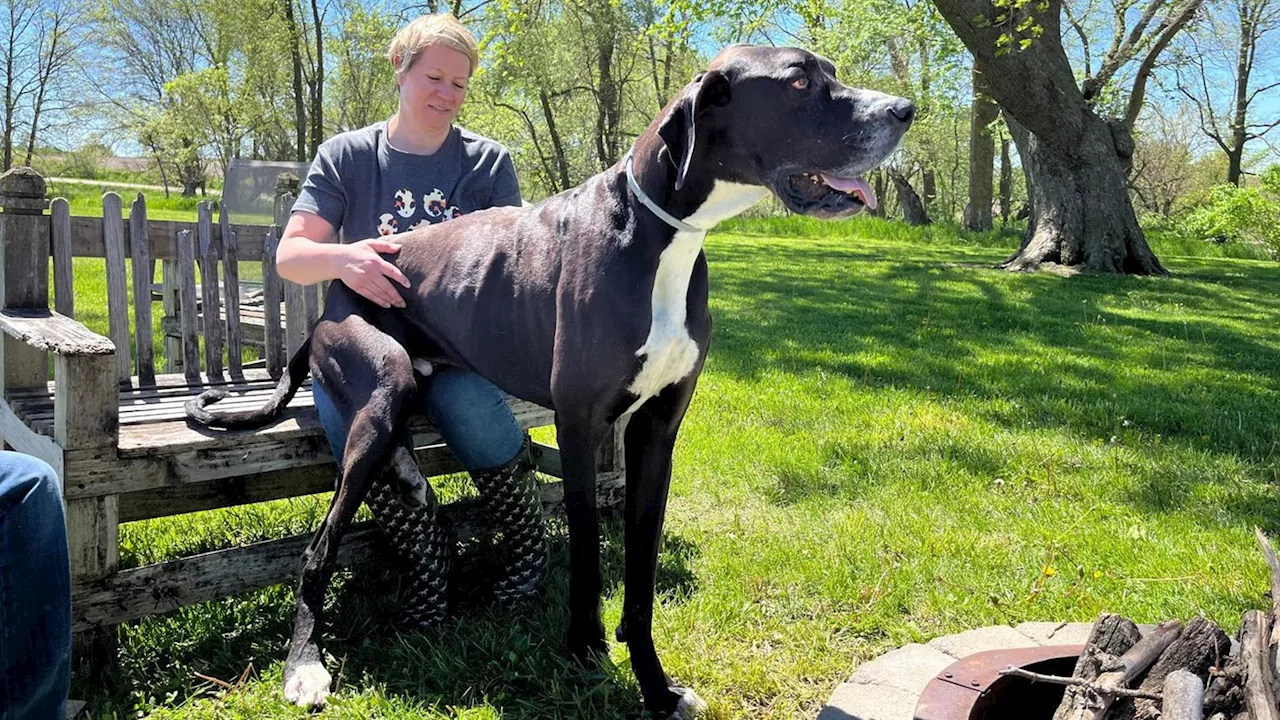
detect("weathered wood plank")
[160,260,180,373]
[72,523,381,632]
[61,401,557,498]
[262,228,284,377]
[0,309,115,355]
[197,203,223,379]
[66,493,120,679]
[66,215,273,261]
[220,204,243,380]
[129,194,155,386]
[303,283,319,336]
[0,397,64,475]
[74,470,625,631]
[177,230,200,380]
[283,277,306,359]
[54,351,118,450]
[102,193,132,384]
[51,198,74,318]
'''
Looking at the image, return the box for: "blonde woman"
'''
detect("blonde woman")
[277,14,545,628]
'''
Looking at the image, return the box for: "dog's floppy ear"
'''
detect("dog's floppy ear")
[658,69,731,191]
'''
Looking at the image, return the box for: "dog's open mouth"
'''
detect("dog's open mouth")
[781,172,878,218]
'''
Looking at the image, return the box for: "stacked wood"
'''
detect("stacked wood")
[1003,528,1280,719]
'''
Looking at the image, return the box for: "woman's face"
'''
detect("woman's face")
[397,43,472,131]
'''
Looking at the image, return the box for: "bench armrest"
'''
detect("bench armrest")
[0,309,118,449]
[0,309,115,356]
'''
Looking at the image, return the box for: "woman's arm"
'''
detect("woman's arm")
[277,211,410,309]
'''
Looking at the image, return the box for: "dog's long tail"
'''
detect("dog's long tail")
[185,338,312,429]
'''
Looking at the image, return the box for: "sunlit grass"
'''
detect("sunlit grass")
[73,216,1280,719]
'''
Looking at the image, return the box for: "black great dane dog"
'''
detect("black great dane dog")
[187,44,912,718]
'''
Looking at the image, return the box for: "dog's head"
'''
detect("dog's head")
[656,45,913,219]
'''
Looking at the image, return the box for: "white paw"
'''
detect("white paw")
[412,358,435,377]
[668,686,708,719]
[283,662,332,708]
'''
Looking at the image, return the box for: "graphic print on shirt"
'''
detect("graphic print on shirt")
[381,187,466,235]
[394,188,416,218]
[423,189,448,218]
[377,213,399,235]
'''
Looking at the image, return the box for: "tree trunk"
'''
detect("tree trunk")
[922,168,937,211]
[891,170,932,225]
[999,133,1012,226]
[538,88,571,192]
[1003,115,1165,273]
[1227,10,1254,186]
[309,0,323,156]
[964,63,998,231]
[283,0,307,162]
[869,169,887,218]
[931,0,1173,275]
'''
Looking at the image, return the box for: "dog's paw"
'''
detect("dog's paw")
[283,661,332,708]
[667,686,708,719]
[567,623,609,665]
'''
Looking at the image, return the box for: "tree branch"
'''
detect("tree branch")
[1124,0,1206,126]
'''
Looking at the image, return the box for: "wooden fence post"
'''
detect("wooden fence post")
[0,168,51,399]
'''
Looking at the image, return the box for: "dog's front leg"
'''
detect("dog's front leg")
[555,417,609,662]
[617,383,707,719]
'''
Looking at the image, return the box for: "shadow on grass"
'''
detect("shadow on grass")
[94,514,700,719]
[707,235,1280,523]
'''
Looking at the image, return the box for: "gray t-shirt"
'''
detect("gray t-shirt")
[292,121,522,241]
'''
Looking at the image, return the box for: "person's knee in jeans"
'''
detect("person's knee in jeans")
[0,451,71,720]
[424,367,525,471]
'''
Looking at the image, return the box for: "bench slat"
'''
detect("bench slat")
[51,198,74,318]
[102,193,132,383]
[74,470,620,631]
[197,203,223,379]
[262,228,285,377]
[220,204,244,380]
[177,230,200,380]
[129,194,156,386]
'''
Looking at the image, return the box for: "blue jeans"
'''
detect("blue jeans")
[0,452,70,720]
[313,367,525,472]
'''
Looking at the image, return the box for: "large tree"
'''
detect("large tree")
[963,62,998,231]
[931,0,1202,274]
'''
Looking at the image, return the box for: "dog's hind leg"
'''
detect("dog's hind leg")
[365,430,453,628]
[617,381,707,719]
[283,327,418,709]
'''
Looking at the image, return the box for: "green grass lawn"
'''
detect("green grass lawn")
[70,216,1280,719]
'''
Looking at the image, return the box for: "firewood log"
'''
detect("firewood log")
[1054,614,1143,720]
[1239,610,1280,720]
[1120,616,1231,720]
[1161,669,1205,720]
[1079,620,1183,720]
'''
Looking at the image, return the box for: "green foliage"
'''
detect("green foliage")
[1178,167,1280,260]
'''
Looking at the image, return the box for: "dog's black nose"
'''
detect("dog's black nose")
[888,99,915,125]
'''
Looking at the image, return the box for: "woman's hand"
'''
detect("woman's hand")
[336,239,411,308]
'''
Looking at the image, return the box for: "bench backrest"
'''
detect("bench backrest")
[44,177,321,387]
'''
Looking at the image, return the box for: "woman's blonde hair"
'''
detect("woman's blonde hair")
[388,14,480,77]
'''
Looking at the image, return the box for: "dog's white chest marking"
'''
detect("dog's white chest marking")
[625,181,768,414]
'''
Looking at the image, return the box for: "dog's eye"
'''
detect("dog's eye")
[791,77,810,90]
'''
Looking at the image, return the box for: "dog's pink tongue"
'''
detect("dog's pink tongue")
[821,174,877,210]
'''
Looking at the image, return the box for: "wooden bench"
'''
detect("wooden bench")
[0,167,625,678]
